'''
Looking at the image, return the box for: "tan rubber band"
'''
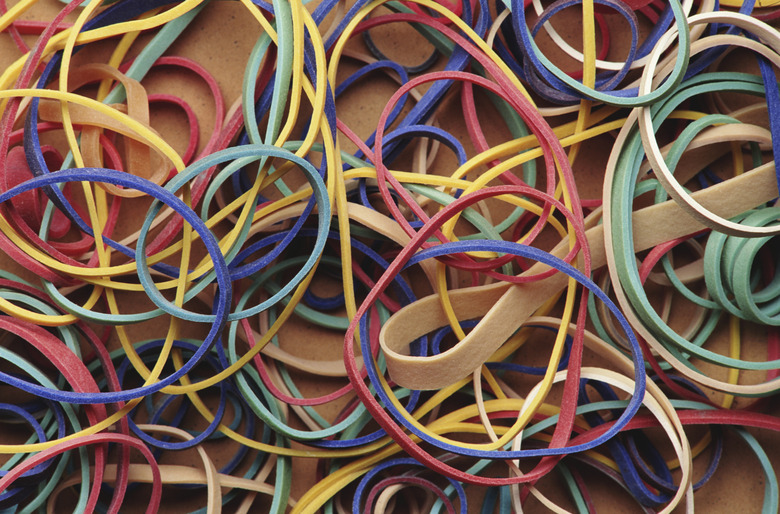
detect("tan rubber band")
[604,113,780,395]
[381,151,777,389]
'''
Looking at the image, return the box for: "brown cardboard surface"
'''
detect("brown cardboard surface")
[1,1,779,512]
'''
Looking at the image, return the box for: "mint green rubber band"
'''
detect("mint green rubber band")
[609,73,780,372]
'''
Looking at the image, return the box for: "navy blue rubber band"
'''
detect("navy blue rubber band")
[352,457,467,514]
[359,238,645,459]
[116,340,229,450]
[0,167,231,403]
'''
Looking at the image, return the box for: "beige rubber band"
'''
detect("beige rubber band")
[640,15,780,236]
[35,63,172,198]
[44,424,294,513]
[604,115,780,395]
[511,367,693,514]
[381,147,777,389]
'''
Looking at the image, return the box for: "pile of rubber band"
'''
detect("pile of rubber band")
[1,0,780,512]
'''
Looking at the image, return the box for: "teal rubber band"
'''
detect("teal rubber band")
[588,178,684,363]
[242,0,295,197]
[226,280,369,441]
[138,144,330,323]
[241,34,274,147]
[651,114,755,310]
[515,0,691,106]
[609,74,780,372]
[705,208,780,325]
[261,258,351,330]
[200,155,258,221]
[557,462,590,514]
[40,146,329,325]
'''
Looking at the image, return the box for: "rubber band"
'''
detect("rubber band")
[361,25,440,74]
[639,12,780,236]
[298,314,688,510]
[510,0,692,105]
[349,234,643,457]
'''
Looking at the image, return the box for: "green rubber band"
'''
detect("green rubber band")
[609,73,780,371]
